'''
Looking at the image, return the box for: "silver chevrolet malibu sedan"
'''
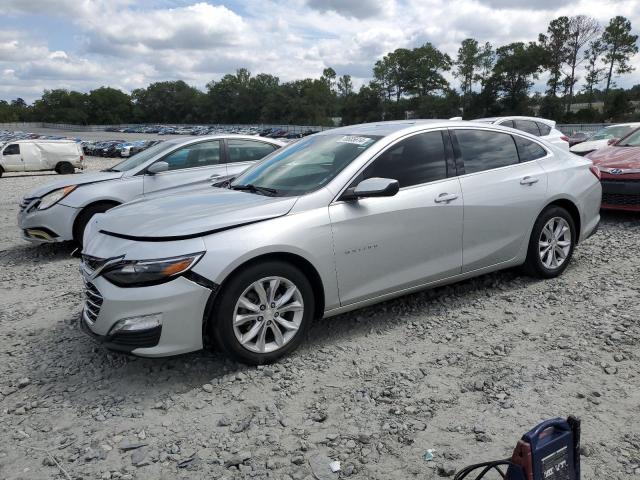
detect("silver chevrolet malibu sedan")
[80,120,601,364]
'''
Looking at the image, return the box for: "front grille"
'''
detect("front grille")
[602,192,640,206]
[82,279,103,325]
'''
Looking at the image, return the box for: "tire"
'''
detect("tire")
[56,162,74,175]
[211,261,315,365]
[0,166,3,178]
[523,206,576,278]
[73,202,119,246]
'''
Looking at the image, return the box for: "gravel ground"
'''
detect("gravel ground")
[1,155,639,480]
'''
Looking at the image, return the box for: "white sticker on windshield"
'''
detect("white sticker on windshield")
[337,135,374,146]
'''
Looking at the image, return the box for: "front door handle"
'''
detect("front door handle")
[520,176,539,185]
[209,174,221,179]
[434,192,459,203]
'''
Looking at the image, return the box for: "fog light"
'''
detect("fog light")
[109,313,162,334]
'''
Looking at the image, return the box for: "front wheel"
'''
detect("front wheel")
[211,261,315,364]
[523,206,576,278]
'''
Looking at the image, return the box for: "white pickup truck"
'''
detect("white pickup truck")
[0,139,84,177]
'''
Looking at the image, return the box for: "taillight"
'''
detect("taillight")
[560,135,569,143]
[589,165,601,180]
[80,155,84,162]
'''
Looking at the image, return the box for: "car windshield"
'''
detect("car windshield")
[591,125,636,141]
[617,129,640,147]
[107,141,171,172]
[231,134,382,196]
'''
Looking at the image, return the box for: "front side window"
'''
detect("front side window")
[162,141,221,171]
[232,134,381,196]
[456,130,519,174]
[227,140,278,163]
[362,131,447,188]
[3,144,20,155]
[514,136,547,162]
[514,120,541,136]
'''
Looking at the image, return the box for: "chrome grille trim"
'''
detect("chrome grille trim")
[82,278,103,326]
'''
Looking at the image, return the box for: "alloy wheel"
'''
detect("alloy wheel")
[538,217,571,269]
[232,276,304,354]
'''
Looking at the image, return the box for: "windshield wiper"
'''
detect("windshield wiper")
[230,184,279,196]
[101,167,118,172]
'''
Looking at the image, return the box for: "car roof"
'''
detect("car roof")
[12,139,77,144]
[163,134,285,145]
[475,116,556,127]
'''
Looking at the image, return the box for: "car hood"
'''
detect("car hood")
[26,171,124,198]
[587,146,640,168]
[570,139,606,152]
[94,188,298,241]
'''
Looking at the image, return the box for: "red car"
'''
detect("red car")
[586,127,640,212]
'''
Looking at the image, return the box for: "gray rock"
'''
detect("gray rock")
[119,439,147,451]
[131,447,149,467]
[309,453,338,480]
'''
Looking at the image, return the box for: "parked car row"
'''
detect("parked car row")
[15,119,604,365]
[569,123,640,156]
[82,139,163,157]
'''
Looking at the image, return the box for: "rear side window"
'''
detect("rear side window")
[455,130,519,174]
[3,144,20,155]
[537,122,551,136]
[499,120,515,128]
[514,120,541,136]
[227,140,278,163]
[362,131,447,188]
[514,136,547,162]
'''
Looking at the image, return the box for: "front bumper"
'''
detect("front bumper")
[79,274,213,357]
[601,178,640,212]
[17,201,78,243]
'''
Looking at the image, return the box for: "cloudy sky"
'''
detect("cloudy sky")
[1,0,639,102]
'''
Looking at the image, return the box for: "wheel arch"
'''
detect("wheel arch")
[72,199,121,241]
[543,198,581,244]
[201,251,326,344]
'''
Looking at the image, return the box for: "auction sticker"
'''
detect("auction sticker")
[337,135,374,146]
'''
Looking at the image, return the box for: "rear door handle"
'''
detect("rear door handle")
[520,176,539,185]
[434,193,458,203]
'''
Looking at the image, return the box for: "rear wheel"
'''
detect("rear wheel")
[0,166,3,178]
[211,261,314,364]
[523,206,575,278]
[73,202,119,246]
[56,162,74,175]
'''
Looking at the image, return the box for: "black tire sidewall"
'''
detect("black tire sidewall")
[211,261,314,365]
[56,162,74,174]
[73,203,117,246]
[526,206,576,278]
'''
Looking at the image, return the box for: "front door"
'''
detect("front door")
[329,130,463,306]
[143,140,227,195]
[1,144,23,171]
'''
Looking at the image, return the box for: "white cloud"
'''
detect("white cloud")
[0,0,638,102]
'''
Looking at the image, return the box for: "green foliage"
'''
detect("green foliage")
[602,16,639,93]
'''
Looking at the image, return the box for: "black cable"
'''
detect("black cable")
[453,459,522,480]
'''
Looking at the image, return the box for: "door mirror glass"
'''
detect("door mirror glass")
[147,161,169,174]
[352,177,399,199]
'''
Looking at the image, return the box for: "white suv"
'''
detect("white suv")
[474,116,569,150]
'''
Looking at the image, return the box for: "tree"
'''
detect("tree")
[86,87,132,124]
[373,48,414,101]
[132,81,204,124]
[601,16,639,94]
[31,89,89,124]
[538,17,571,96]
[583,39,607,108]
[454,38,483,105]
[564,16,600,112]
[409,43,452,96]
[337,75,353,97]
[491,42,545,113]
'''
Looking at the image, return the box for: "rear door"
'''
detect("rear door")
[329,130,463,306]
[143,140,226,194]
[224,139,280,177]
[451,128,548,272]
[1,143,23,171]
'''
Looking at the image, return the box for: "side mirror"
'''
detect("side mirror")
[147,161,169,175]
[607,138,619,146]
[343,177,400,200]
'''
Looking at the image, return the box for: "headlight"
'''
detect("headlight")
[101,253,204,287]
[38,185,76,210]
